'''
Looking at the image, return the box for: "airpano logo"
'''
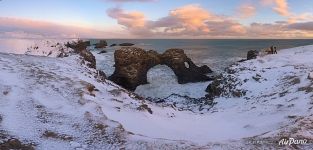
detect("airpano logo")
[278,137,308,146]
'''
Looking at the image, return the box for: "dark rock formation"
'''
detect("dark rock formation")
[119,43,134,46]
[80,49,96,69]
[109,47,213,91]
[108,47,160,90]
[205,74,247,99]
[198,65,213,74]
[247,50,259,60]
[0,138,34,150]
[161,49,213,84]
[95,40,107,49]
[84,40,91,46]
[237,59,246,62]
[66,40,96,69]
[110,44,117,47]
[98,50,107,54]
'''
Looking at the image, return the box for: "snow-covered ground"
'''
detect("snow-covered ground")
[0,42,313,149]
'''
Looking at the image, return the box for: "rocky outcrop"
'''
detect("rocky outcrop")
[80,49,96,69]
[161,49,213,84]
[95,40,107,49]
[247,50,259,60]
[98,50,107,54]
[108,47,160,90]
[119,43,134,46]
[109,47,213,91]
[110,44,117,47]
[205,73,246,99]
[84,40,91,47]
[66,40,97,69]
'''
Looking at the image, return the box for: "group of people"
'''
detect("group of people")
[268,45,278,54]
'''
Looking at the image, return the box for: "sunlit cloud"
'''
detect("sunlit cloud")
[0,17,124,38]
[107,7,146,28]
[237,4,256,19]
[107,5,247,37]
[106,0,155,2]
[261,0,313,23]
[288,22,313,31]
[273,0,289,16]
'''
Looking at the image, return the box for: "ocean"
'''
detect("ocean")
[1,38,313,98]
[91,39,313,71]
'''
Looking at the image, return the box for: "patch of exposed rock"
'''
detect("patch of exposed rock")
[205,72,246,99]
[119,43,134,46]
[247,50,259,60]
[147,93,216,112]
[109,47,213,91]
[66,40,97,69]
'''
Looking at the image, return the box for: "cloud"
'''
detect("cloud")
[106,0,155,2]
[0,17,122,38]
[107,5,247,37]
[288,22,313,31]
[260,0,313,23]
[260,0,289,16]
[273,0,289,16]
[237,4,256,19]
[107,7,146,28]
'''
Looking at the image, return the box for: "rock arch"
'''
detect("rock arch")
[108,47,213,91]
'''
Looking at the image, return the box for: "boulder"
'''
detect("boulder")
[247,50,259,60]
[109,47,213,91]
[95,40,107,49]
[119,43,134,46]
[205,78,223,99]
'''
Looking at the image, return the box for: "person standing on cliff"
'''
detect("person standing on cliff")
[274,46,278,54]
[270,46,274,54]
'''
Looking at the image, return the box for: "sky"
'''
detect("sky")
[0,0,313,39]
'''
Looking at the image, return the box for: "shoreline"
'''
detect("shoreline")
[0,40,313,148]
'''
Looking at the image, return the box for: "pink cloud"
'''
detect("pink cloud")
[107,0,155,2]
[260,0,289,16]
[107,7,146,28]
[273,0,289,16]
[288,22,313,31]
[237,4,256,19]
[0,17,124,38]
[107,5,247,37]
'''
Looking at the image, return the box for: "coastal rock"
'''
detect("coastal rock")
[84,40,91,47]
[109,47,158,90]
[247,50,259,60]
[80,50,96,69]
[198,65,213,74]
[66,40,97,69]
[110,44,117,47]
[95,40,107,49]
[161,49,213,84]
[109,47,212,90]
[205,78,223,99]
[119,43,134,46]
[205,74,246,99]
[98,50,107,54]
